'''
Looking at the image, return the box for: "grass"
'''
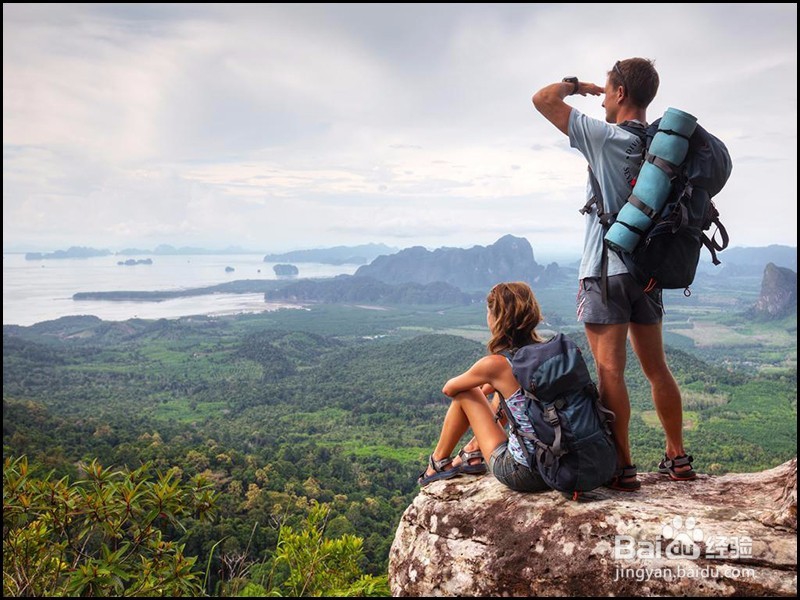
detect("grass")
[153,399,230,423]
[640,410,699,430]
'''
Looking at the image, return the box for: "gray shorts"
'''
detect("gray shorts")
[576,274,663,325]
[489,442,550,492]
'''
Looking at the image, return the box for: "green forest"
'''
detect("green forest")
[3,281,796,595]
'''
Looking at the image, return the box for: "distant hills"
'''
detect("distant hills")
[264,243,398,266]
[25,246,112,260]
[354,235,550,291]
[698,244,797,277]
[24,244,255,259]
[264,275,474,305]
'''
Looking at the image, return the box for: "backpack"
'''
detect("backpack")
[498,333,617,495]
[583,117,732,295]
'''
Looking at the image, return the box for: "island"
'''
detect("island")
[25,247,111,260]
[273,264,299,278]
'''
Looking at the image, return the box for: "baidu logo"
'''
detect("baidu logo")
[615,515,704,560]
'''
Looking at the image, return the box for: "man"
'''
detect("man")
[532,58,695,490]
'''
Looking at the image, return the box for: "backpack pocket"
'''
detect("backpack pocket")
[571,428,617,491]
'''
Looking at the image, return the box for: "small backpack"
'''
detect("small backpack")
[583,118,732,295]
[498,333,617,494]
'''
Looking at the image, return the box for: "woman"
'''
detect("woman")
[418,282,551,492]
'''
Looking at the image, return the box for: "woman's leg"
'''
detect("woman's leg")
[424,387,507,477]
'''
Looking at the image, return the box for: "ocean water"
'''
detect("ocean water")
[3,254,359,326]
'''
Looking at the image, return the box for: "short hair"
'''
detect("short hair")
[610,58,660,109]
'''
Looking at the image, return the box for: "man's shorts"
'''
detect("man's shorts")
[576,273,663,325]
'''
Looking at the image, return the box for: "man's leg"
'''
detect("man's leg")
[584,323,633,471]
[628,322,691,474]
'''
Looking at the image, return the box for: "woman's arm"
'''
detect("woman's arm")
[442,356,505,398]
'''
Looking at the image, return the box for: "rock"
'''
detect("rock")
[389,459,797,597]
[751,263,797,319]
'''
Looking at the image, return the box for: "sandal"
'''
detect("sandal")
[658,454,697,481]
[604,464,641,492]
[417,454,460,486]
[456,447,487,475]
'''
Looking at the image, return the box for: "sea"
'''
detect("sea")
[3,253,359,326]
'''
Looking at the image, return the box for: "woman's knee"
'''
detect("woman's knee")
[451,387,484,402]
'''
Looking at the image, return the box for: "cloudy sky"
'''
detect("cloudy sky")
[3,3,797,258]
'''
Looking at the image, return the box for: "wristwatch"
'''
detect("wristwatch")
[562,76,580,95]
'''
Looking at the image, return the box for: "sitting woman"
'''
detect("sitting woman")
[418,281,551,492]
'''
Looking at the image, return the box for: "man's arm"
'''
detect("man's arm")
[532,81,604,136]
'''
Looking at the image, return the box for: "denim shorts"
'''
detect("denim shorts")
[489,442,550,492]
[576,273,663,325]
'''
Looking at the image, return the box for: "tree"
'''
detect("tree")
[240,502,389,597]
[3,456,217,597]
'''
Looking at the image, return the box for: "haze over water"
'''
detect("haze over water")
[3,254,358,326]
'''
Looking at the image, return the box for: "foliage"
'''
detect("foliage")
[238,502,389,597]
[2,290,796,590]
[2,456,217,597]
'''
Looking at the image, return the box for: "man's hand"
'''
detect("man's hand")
[576,82,604,97]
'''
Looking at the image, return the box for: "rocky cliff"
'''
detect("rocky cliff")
[389,459,797,597]
[751,263,797,319]
[355,235,547,291]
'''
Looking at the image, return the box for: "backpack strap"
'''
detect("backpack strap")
[496,387,565,472]
[701,211,730,266]
[581,122,648,304]
[584,168,614,305]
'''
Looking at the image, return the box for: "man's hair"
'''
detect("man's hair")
[610,57,659,109]
[486,282,544,354]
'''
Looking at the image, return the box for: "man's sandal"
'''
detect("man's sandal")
[658,454,697,481]
[417,454,460,486]
[456,448,487,475]
[604,464,641,492]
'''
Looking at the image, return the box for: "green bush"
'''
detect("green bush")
[3,456,217,597]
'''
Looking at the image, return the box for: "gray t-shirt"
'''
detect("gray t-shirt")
[568,109,645,279]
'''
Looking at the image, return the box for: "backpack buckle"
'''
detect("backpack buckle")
[544,405,560,427]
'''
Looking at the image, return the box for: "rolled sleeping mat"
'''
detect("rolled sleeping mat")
[605,108,698,253]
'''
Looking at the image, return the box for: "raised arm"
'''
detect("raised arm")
[532,80,604,135]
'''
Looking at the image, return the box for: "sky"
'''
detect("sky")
[3,3,797,260]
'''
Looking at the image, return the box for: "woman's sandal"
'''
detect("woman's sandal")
[417,454,460,486]
[605,464,641,492]
[658,453,697,481]
[456,448,487,475]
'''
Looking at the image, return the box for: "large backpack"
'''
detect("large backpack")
[584,118,732,295]
[498,333,617,495]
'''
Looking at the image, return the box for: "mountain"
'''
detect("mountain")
[24,246,111,260]
[264,243,398,265]
[751,263,797,319]
[354,235,547,291]
[264,275,474,305]
[698,244,797,277]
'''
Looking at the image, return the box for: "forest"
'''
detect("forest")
[3,279,796,595]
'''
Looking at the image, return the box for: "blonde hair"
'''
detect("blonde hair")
[486,282,544,354]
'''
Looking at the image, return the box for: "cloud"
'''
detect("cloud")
[3,3,797,252]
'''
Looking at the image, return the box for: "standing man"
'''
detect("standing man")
[532,58,695,490]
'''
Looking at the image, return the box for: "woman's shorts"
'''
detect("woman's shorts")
[489,442,550,492]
